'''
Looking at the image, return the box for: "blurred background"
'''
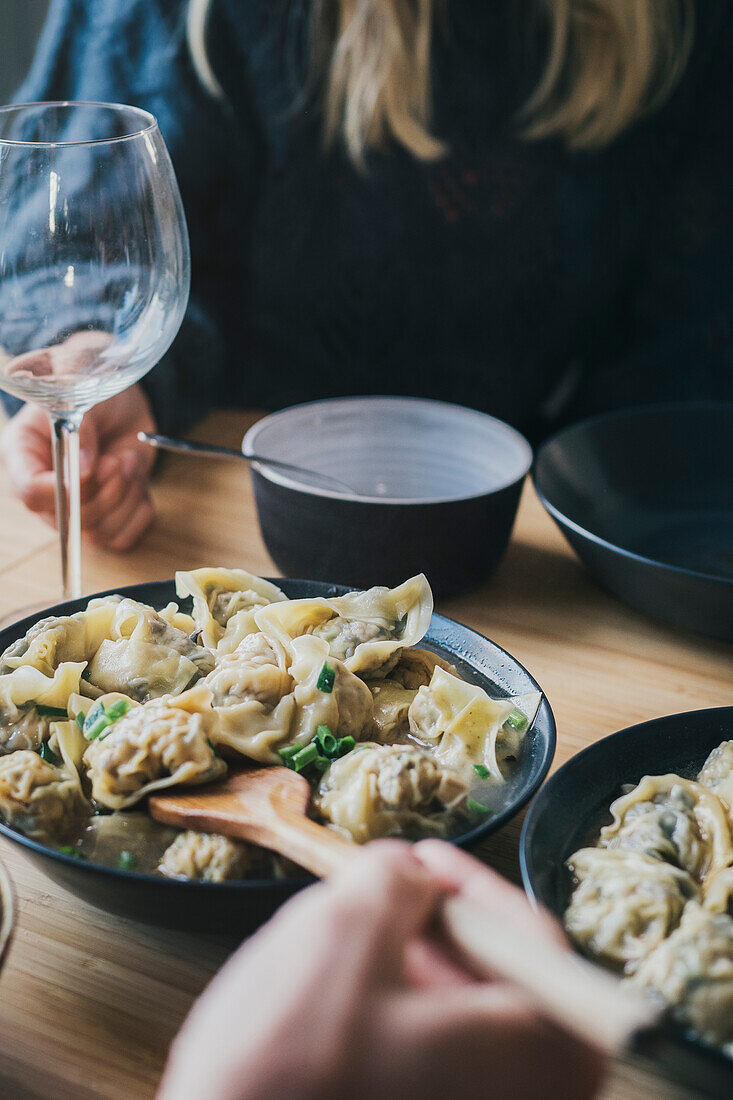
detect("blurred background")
[0,0,48,103]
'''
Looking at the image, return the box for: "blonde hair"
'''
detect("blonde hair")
[187,0,693,163]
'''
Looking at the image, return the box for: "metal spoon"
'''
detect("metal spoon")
[138,432,357,494]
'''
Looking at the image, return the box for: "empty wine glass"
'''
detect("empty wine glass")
[0,101,190,610]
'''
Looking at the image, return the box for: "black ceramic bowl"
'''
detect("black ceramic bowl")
[0,578,555,934]
[243,397,532,598]
[534,403,733,641]
[520,708,733,1091]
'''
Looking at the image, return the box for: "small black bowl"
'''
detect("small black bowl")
[520,708,733,1093]
[0,578,555,934]
[534,402,733,641]
[243,397,532,598]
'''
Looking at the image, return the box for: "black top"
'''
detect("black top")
[5,0,733,440]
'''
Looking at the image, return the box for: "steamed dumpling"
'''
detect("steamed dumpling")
[0,662,85,754]
[175,568,286,654]
[599,775,733,882]
[631,904,733,1053]
[408,666,538,781]
[158,830,253,882]
[85,598,215,702]
[564,847,698,974]
[698,741,733,822]
[0,599,120,676]
[255,575,433,677]
[83,685,225,809]
[0,749,89,844]
[316,743,467,843]
[288,635,374,746]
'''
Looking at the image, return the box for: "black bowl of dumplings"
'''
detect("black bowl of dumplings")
[521,707,733,1082]
[0,571,554,933]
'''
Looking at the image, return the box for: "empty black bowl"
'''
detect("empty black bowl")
[534,403,733,640]
[243,397,532,598]
[0,578,555,934]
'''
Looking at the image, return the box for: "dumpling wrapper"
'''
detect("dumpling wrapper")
[255,574,433,677]
[175,568,287,654]
[408,666,540,782]
[367,679,417,743]
[564,846,698,973]
[698,741,733,823]
[0,599,121,676]
[83,684,225,810]
[0,661,87,753]
[316,742,467,843]
[0,749,89,844]
[600,774,733,883]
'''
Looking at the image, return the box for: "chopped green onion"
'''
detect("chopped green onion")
[503,709,528,733]
[104,698,131,721]
[118,851,137,871]
[466,799,492,817]
[39,742,61,766]
[315,725,338,756]
[58,845,86,860]
[336,736,355,757]
[36,705,68,718]
[313,755,331,773]
[75,712,86,733]
[83,702,106,734]
[316,661,336,694]
[473,764,490,779]
[293,743,319,772]
[84,714,111,742]
[278,744,301,769]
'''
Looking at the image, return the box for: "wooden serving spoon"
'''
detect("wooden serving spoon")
[149,767,732,1097]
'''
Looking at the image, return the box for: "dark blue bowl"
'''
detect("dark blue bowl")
[244,397,532,598]
[534,402,733,640]
[0,578,555,933]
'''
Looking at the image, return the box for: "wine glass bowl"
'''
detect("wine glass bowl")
[0,101,190,601]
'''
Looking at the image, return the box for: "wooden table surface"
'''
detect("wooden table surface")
[0,408,729,1100]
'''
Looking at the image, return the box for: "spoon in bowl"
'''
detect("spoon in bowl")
[138,432,358,494]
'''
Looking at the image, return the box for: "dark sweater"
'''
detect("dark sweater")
[5,0,732,440]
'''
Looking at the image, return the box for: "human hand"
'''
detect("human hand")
[1,370,156,551]
[158,842,605,1100]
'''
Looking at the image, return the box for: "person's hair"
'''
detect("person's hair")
[187,0,694,164]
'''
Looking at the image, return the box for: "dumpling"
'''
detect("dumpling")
[288,635,374,746]
[704,867,733,916]
[255,574,433,677]
[0,749,89,844]
[599,775,733,882]
[83,685,225,810]
[175,568,287,654]
[408,666,538,781]
[630,904,733,1053]
[386,647,458,690]
[0,599,120,676]
[316,743,467,843]
[0,662,85,754]
[85,597,215,702]
[367,679,417,743]
[564,847,698,974]
[159,601,197,636]
[158,830,253,882]
[204,633,297,762]
[698,741,733,822]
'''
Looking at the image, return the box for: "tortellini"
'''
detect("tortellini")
[0,662,85,754]
[158,830,253,882]
[0,750,88,844]
[317,743,467,843]
[255,574,433,677]
[408,667,538,781]
[564,847,698,973]
[599,775,733,881]
[83,685,225,810]
[175,568,286,654]
[631,904,733,1053]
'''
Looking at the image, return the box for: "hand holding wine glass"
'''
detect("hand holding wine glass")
[0,101,190,605]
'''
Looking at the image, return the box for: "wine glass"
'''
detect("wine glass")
[0,101,190,610]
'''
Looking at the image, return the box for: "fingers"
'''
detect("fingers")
[0,404,56,514]
[88,477,155,551]
[415,839,567,949]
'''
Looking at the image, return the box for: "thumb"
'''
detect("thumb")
[77,414,100,481]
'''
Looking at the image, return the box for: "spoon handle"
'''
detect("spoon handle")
[138,432,355,493]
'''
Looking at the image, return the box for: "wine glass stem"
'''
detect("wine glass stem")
[50,414,83,601]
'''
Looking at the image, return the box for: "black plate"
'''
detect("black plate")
[520,707,733,1089]
[0,579,555,933]
[534,403,733,641]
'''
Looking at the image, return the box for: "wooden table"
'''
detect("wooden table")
[0,409,729,1100]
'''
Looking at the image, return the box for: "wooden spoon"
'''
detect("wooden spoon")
[149,767,731,1097]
